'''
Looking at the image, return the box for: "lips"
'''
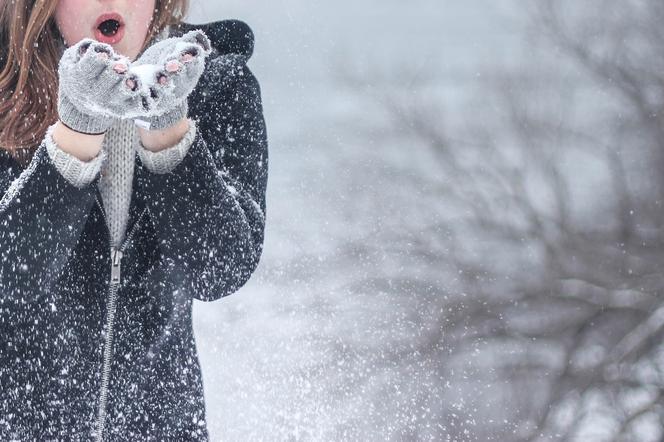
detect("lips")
[93,12,125,45]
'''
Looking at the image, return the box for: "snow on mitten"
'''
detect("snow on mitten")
[127,30,212,130]
[57,39,133,134]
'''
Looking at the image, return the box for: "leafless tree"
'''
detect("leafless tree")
[329,0,664,440]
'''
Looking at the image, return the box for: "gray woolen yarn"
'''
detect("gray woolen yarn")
[57,31,211,134]
[128,30,212,130]
[57,39,133,134]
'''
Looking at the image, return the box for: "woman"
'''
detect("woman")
[0,0,268,439]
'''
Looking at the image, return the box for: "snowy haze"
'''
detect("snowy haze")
[185,1,632,441]
[187,1,526,440]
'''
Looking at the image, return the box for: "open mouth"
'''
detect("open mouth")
[94,13,125,44]
[99,19,121,37]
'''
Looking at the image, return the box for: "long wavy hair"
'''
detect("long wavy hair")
[0,0,189,167]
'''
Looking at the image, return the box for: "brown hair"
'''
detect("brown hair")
[0,0,189,167]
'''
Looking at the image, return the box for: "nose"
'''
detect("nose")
[94,0,123,10]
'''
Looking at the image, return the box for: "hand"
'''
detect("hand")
[124,30,212,130]
[57,39,132,134]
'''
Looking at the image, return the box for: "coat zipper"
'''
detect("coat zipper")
[93,193,146,441]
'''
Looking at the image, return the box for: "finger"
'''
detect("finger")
[156,71,170,86]
[90,42,115,58]
[166,42,205,67]
[179,45,201,64]
[78,40,94,57]
[181,30,212,55]
[60,38,95,65]
[125,76,139,92]
[110,53,131,74]
[77,42,115,75]
[165,60,182,73]
[113,62,128,74]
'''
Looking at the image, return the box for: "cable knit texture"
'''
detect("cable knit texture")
[45,118,196,248]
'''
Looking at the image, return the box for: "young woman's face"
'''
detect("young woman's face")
[55,0,157,60]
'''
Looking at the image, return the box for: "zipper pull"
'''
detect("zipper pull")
[111,249,123,284]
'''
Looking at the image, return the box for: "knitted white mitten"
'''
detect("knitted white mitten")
[57,39,133,134]
[127,30,212,130]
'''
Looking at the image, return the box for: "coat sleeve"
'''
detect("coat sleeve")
[134,53,269,302]
[0,138,99,302]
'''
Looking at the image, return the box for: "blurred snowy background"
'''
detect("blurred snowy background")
[188,1,664,440]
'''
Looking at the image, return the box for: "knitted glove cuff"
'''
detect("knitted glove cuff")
[58,94,112,135]
[135,101,188,131]
[44,123,108,188]
[136,118,197,174]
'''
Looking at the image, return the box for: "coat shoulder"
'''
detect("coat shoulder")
[180,19,262,125]
[170,19,254,60]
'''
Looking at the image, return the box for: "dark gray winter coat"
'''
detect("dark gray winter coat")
[0,19,268,440]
